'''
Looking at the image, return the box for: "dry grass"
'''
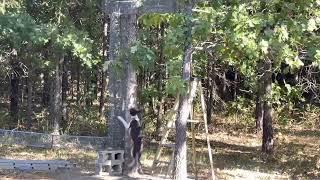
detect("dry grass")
[0,119,319,179]
[0,145,97,179]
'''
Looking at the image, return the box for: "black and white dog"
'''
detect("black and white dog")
[117,108,142,173]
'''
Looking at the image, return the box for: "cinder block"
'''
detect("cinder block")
[96,149,124,176]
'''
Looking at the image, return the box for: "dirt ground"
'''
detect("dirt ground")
[0,124,319,179]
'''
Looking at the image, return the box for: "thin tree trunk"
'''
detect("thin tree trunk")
[255,61,264,131]
[52,55,63,134]
[174,78,197,180]
[174,4,194,179]
[61,55,69,132]
[255,95,264,131]
[92,70,98,101]
[85,73,92,107]
[42,70,50,107]
[99,69,107,120]
[233,71,238,100]
[206,57,215,124]
[99,14,110,121]
[10,74,19,126]
[155,22,165,137]
[70,62,75,101]
[76,62,81,104]
[221,71,227,98]
[262,57,273,154]
[27,75,33,129]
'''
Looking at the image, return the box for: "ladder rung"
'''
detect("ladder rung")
[155,160,170,164]
[187,119,202,123]
[161,143,175,148]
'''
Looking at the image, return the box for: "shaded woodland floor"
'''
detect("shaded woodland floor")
[0,123,319,179]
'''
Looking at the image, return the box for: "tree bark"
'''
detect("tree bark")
[85,73,92,107]
[61,55,69,132]
[206,56,215,124]
[26,75,33,129]
[233,71,238,100]
[221,71,227,98]
[42,70,50,107]
[10,73,19,126]
[260,0,273,154]
[174,4,194,179]
[255,95,264,131]
[106,8,138,174]
[99,69,107,120]
[76,62,81,104]
[262,57,273,154]
[52,55,64,134]
[174,78,197,180]
[92,70,98,101]
[155,23,165,137]
[122,13,139,175]
[99,14,110,121]
[255,61,264,131]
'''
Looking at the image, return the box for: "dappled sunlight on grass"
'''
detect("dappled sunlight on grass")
[145,120,320,179]
[0,118,319,179]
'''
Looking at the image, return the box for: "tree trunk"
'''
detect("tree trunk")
[206,57,215,124]
[174,78,197,180]
[92,70,98,101]
[261,58,273,154]
[70,62,75,101]
[61,55,69,132]
[99,68,107,120]
[99,14,110,121]
[27,75,33,129]
[174,4,194,179]
[233,72,238,100]
[85,73,92,107]
[155,23,165,138]
[255,95,264,131]
[76,62,81,104]
[52,55,63,134]
[106,9,138,174]
[42,70,50,107]
[255,61,264,131]
[10,74,19,126]
[122,13,139,175]
[221,71,227,98]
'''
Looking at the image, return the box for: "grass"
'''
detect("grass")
[0,145,97,171]
[0,105,319,179]
[0,124,319,179]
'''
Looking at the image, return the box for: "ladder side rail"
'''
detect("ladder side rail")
[199,84,215,180]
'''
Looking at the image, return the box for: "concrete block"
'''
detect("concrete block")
[96,149,124,176]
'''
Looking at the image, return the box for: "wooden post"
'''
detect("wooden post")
[190,88,197,177]
[199,84,215,180]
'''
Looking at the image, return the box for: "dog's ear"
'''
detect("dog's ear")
[129,108,141,116]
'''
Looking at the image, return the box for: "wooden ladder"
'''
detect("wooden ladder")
[151,97,179,176]
[151,79,215,179]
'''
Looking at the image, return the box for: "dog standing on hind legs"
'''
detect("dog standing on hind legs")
[117,108,143,175]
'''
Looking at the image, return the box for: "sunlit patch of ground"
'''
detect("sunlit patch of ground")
[188,124,320,179]
[0,122,320,179]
